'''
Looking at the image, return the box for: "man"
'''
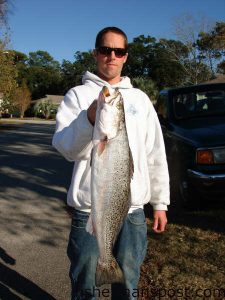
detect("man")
[52,27,170,300]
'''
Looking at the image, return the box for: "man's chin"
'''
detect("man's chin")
[97,70,122,84]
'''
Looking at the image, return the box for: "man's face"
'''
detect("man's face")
[94,32,128,85]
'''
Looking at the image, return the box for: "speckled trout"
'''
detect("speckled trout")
[86,86,132,287]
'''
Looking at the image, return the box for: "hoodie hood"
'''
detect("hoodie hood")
[82,71,133,92]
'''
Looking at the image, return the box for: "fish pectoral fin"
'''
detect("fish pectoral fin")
[95,258,124,287]
[97,138,108,156]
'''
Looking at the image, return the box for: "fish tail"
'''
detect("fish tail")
[95,258,124,287]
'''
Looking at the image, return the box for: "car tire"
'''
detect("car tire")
[170,170,201,211]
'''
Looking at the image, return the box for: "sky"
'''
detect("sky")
[7,0,225,63]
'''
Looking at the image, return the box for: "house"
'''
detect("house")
[31,94,64,106]
[203,74,225,84]
[29,94,64,118]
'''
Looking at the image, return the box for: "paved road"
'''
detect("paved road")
[0,121,74,300]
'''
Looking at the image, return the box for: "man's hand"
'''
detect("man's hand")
[152,210,167,233]
[87,100,97,125]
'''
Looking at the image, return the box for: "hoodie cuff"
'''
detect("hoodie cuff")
[152,204,168,211]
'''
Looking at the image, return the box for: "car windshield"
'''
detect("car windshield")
[173,89,225,119]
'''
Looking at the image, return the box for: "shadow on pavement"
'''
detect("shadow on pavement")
[0,123,73,298]
[0,247,55,300]
[0,123,73,244]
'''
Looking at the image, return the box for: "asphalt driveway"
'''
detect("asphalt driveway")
[0,120,73,299]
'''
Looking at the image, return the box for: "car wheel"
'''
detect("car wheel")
[170,171,201,211]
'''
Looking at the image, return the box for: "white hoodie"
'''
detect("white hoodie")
[52,71,170,212]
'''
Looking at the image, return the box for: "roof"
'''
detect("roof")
[203,74,225,84]
[31,94,64,105]
[45,94,64,104]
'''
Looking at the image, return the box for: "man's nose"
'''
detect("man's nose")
[110,50,116,59]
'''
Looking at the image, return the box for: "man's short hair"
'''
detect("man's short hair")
[95,27,128,50]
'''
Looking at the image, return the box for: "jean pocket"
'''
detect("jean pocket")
[127,209,146,225]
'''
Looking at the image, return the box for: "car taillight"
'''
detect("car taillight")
[196,147,225,164]
[196,149,214,164]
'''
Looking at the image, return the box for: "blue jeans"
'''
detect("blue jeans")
[67,208,148,300]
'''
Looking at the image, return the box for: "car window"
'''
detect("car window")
[173,89,225,119]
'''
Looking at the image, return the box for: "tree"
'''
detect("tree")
[12,50,29,87]
[24,51,62,99]
[13,80,31,118]
[0,1,18,116]
[124,35,156,78]
[0,0,8,25]
[0,0,11,48]
[0,50,17,114]
[61,51,96,93]
[73,51,96,72]
[197,32,220,77]
[172,13,213,84]
[60,60,77,93]
[26,65,62,99]
[212,22,225,53]
[150,39,189,88]
[217,60,225,74]
[196,22,225,77]
[34,100,56,119]
[28,50,60,68]
[132,77,158,103]
[172,12,213,47]
[124,35,189,89]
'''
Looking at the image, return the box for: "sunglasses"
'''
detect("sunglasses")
[97,46,127,58]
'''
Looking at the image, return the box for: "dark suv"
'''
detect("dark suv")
[155,83,225,208]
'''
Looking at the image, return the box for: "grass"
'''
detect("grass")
[138,207,225,299]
